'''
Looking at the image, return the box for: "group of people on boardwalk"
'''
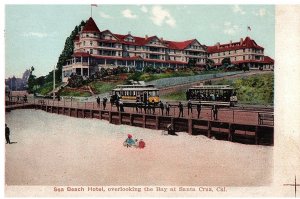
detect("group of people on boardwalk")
[135,100,171,116]
[7,93,27,103]
[97,95,219,120]
[96,96,108,110]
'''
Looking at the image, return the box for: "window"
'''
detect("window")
[86,34,89,37]
[90,41,93,46]
[83,41,86,46]
[235,57,236,61]
[243,49,245,52]
[90,49,93,54]
[243,56,245,60]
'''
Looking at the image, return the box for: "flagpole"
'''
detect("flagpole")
[91,5,92,17]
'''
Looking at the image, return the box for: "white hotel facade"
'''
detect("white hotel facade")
[62,17,207,82]
[62,17,274,82]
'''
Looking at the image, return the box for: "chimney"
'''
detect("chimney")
[216,42,220,49]
[128,31,131,35]
[145,35,148,40]
[240,38,243,45]
[230,40,232,46]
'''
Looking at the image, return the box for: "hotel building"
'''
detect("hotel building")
[62,17,207,82]
[62,17,274,82]
[207,37,274,70]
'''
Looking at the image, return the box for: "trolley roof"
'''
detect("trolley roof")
[113,84,159,91]
[189,85,234,90]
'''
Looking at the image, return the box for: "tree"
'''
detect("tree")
[205,59,215,70]
[187,58,197,67]
[67,75,84,88]
[221,57,231,66]
[27,66,36,93]
[55,20,86,82]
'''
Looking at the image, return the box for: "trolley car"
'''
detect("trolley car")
[110,83,160,104]
[186,84,237,106]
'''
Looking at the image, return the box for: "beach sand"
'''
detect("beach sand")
[5,109,273,186]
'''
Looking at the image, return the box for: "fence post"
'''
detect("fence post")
[255,126,259,145]
[228,123,233,141]
[109,111,112,123]
[130,114,133,125]
[155,116,159,130]
[188,118,193,135]
[207,121,211,138]
[143,115,146,128]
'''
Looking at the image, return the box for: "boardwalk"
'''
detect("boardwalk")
[5,96,274,146]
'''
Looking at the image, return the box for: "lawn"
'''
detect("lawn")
[89,81,120,94]
[59,88,91,97]
[161,73,274,105]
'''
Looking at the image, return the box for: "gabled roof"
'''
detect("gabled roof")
[207,37,264,53]
[82,17,100,33]
[164,39,197,50]
[113,33,157,46]
[263,56,274,64]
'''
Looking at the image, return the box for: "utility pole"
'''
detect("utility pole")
[53,65,56,100]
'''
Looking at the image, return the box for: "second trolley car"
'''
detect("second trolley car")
[186,84,238,106]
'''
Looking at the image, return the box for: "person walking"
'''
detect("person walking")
[151,100,155,115]
[96,96,100,108]
[144,102,148,114]
[24,94,28,103]
[159,101,164,115]
[5,124,11,144]
[187,100,193,116]
[119,100,124,112]
[197,101,202,119]
[212,105,218,120]
[165,102,170,116]
[178,102,183,117]
[116,100,120,112]
[103,97,107,110]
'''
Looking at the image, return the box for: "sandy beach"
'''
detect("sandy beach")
[5,109,273,186]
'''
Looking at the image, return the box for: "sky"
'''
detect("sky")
[5,4,275,78]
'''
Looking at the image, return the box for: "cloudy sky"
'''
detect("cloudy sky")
[5,4,274,78]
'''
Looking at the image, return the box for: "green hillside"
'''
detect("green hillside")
[161,73,274,105]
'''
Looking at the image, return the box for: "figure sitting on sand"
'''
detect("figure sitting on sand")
[166,124,178,136]
[123,134,146,149]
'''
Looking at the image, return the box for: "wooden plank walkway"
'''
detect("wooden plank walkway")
[5,102,274,146]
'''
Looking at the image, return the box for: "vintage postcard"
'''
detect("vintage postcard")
[2,3,300,197]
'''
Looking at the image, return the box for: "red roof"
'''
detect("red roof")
[207,37,264,53]
[164,39,196,50]
[82,17,100,33]
[263,56,274,64]
[113,33,157,46]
